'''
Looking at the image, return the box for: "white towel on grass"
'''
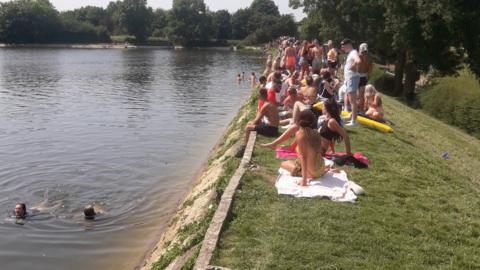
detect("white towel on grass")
[275,168,363,203]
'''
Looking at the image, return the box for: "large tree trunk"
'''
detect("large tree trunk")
[403,52,420,104]
[393,50,406,96]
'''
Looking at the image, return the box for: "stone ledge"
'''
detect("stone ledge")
[193,132,257,270]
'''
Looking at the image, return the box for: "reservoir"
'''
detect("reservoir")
[0,48,260,270]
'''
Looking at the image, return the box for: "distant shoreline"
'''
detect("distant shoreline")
[0,43,263,51]
[0,43,152,49]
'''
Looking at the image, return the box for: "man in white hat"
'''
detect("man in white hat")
[358,43,373,113]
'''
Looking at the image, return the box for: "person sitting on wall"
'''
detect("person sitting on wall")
[237,88,279,158]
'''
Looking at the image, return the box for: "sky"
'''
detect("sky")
[0,0,306,21]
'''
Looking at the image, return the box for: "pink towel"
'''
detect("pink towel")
[276,145,298,159]
[276,148,369,167]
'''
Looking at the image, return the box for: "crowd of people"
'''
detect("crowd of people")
[240,37,385,187]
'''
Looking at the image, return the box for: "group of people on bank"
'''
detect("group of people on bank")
[241,37,385,186]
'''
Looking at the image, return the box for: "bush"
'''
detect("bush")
[369,64,396,96]
[420,69,480,138]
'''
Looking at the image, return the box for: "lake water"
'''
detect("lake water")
[0,48,261,270]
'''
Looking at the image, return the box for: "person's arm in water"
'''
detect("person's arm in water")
[328,119,352,156]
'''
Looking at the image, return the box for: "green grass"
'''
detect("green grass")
[110,35,134,43]
[211,94,480,269]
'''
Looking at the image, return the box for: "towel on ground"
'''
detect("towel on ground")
[276,145,297,159]
[276,147,369,168]
[275,168,363,203]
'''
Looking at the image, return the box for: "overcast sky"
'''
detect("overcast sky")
[0,0,306,21]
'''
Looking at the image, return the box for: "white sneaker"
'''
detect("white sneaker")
[345,120,357,127]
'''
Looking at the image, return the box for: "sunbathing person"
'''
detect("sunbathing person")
[364,84,384,121]
[318,99,352,155]
[280,110,326,186]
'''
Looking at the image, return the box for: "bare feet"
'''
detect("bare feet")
[296,179,308,186]
[259,143,276,150]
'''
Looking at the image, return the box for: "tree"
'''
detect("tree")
[211,10,231,40]
[0,0,61,43]
[106,1,124,34]
[231,8,251,40]
[151,8,168,37]
[61,6,108,27]
[250,0,280,17]
[291,0,473,103]
[165,0,212,46]
[118,0,153,42]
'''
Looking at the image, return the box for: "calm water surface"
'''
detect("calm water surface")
[0,48,261,270]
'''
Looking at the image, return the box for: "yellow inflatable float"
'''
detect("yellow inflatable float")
[313,102,394,133]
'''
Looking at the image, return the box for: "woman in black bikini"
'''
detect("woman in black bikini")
[318,99,352,155]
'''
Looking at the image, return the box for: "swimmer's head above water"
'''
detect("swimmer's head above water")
[15,203,26,218]
[84,205,96,220]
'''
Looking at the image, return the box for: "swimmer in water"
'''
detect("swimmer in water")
[30,189,62,213]
[14,203,27,219]
[237,73,242,84]
[84,205,96,220]
[83,203,106,220]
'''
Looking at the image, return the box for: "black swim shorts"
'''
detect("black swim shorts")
[254,125,279,137]
[328,60,337,69]
[359,76,368,87]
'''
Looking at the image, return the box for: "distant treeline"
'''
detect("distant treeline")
[0,0,297,46]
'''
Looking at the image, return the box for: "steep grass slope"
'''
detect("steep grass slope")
[212,94,480,269]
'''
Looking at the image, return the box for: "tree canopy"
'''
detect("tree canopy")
[291,0,480,102]
[0,0,297,46]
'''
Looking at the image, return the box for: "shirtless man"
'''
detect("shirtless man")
[245,88,279,143]
[284,42,297,73]
[358,43,373,113]
[327,40,338,76]
[250,72,257,88]
[237,88,280,157]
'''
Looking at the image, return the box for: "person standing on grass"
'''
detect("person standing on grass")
[341,38,361,126]
[358,43,373,113]
[285,41,297,73]
[327,40,338,75]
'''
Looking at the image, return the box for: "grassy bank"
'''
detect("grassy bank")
[211,93,480,268]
